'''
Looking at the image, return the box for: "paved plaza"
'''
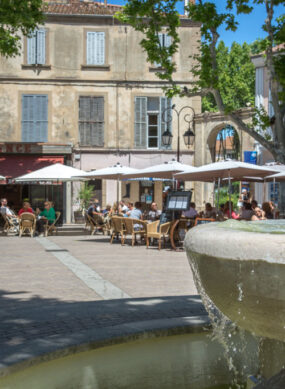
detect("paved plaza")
[0,235,205,373]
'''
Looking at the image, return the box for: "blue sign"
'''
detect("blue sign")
[244,151,257,164]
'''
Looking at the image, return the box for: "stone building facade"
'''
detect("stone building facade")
[0,1,201,221]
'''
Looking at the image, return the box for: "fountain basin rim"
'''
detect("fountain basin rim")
[0,315,211,379]
[184,222,285,264]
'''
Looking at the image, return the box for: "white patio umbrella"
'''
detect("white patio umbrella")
[15,163,87,182]
[265,171,285,181]
[175,160,278,217]
[0,175,5,180]
[15,163,87,219]
[175,160,277,182]
[122,160,196,180]
[74,163,139,208]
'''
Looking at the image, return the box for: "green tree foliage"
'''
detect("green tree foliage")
[202,41,255,112]
[0,0,45,57]
[117,0,285,163]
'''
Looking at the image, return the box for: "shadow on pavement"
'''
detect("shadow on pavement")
[0,289,207,366]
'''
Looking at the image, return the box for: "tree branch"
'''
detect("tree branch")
[265,0,285,145]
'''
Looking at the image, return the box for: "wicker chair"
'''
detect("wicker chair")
[19,213,36,237]
[123,217,147,246]
[146,220,171,250]
[44,212,61,237]
[86,214,97,235]
[92,212,109,235]
[110,216,126,244]
[1,213,18,235]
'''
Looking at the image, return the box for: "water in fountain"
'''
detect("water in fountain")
[188,250,259,389]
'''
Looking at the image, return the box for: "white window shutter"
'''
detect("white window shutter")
[87,31,105,65]
[134,97,147,148]
[27,32,36,64]
[86,32,94,65]
[36,29,46,65]
[97,32,105,65]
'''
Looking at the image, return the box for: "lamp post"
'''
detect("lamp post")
[161,104,195,162]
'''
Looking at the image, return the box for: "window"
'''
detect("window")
[86,32,105,65]
[27,29,46,65]
[21,95,48,142]
[154,33,171,67]
[134,96,172,149]
[79,96,104,146]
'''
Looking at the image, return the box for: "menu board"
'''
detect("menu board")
[166,191,192,211]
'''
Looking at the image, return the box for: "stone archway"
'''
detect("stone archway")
[192,108,255,208]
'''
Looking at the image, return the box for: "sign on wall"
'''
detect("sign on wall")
[244,151,257,164]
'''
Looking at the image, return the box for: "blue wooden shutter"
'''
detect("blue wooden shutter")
[22,95,48,142]
[160,97,172,149]
[134,97,147,148]
[27,32,36,64]
[36,29,46,65]
[86,32,105,65]
[27,30,46,64]
[79,96,104,146]
[35,95,48,142]
[91,97,104,146]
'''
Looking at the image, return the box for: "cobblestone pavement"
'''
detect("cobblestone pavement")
[0,234,203,371]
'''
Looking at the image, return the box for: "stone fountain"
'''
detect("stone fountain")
[184,219,285,385]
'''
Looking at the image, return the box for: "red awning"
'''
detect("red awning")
[0,155,64,181]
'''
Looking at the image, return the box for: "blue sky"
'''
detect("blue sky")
[105,0,284,47]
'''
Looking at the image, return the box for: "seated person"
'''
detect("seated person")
[202,203,216,219]
[262,202,274,219]
[36,201,56,236]
[224,201,240,219]
[18,201,34,216]
[129,201,145,231]
[0,197,19,231]
[129,201,143,220]
[251,200,258,210]
[251,207,266,221]
[148,202,162,222]
[120,200,129,213]
[182,202,198,219]
[0,198,17,219]
[87,199,101,217]
[240,202,255,220]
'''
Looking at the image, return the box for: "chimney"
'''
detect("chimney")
[104,0,107,5]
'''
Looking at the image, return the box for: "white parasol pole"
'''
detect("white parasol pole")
[212,179,215,207]
[217,177,221,212]
[228,170,232,218]
[117,177,119,214]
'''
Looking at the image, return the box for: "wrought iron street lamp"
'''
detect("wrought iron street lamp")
[161,104,195,162]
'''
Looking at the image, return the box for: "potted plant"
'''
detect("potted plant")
[74,183,94,224]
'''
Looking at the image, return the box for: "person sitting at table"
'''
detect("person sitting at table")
[224,201,240,219]
[18,201,34,216]
[251,207,267,221]
[251,199,258,211]
[240,202,255,220]
[148,202,161,222]
[262,202,274,219]
[129,202,143,220]
[36,201,56,236]
[202,203,216,219]
[0,197,19,231]
[120,200,129,213]
[87,199,101,218]
[182,202,198,219]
